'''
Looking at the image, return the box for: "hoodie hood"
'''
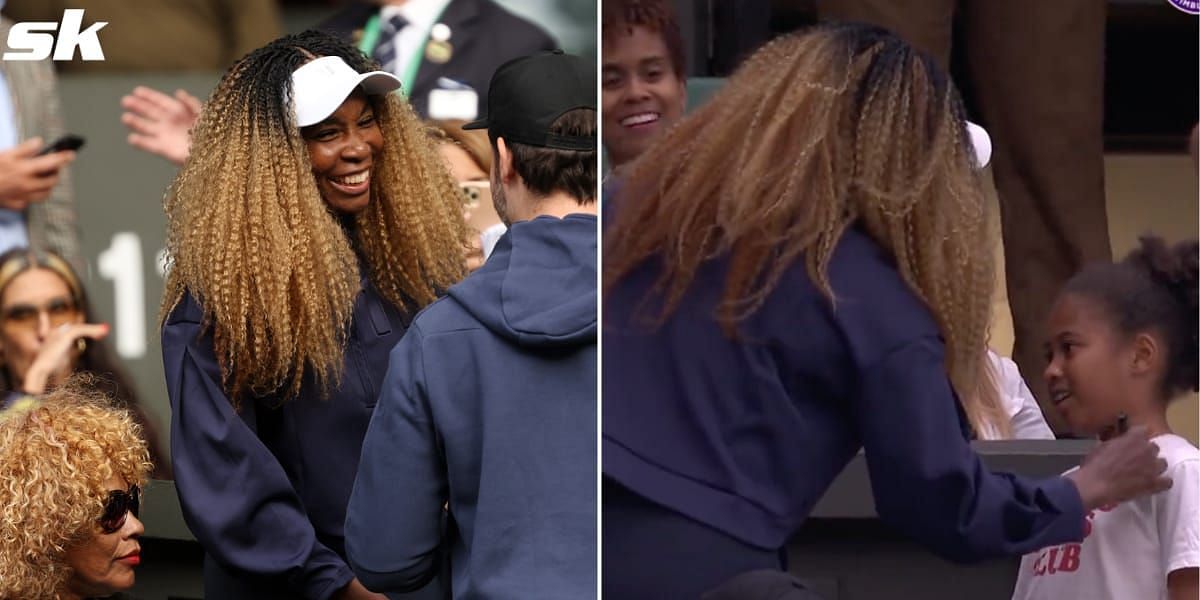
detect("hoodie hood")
[448,214,597,347]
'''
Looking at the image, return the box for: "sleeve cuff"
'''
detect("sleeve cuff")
[1041,475,1086,543]
[1167,552,1200,577]
[313,563,356,600]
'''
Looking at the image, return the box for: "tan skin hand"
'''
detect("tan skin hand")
[331,578,388,600]
[465,235,486,272]
[21,322,109,395]
[0,138,75,210]
[1168,567,1198,600]
[1065,425,1172,511]
[461,207,486,272]
[120,86,201,166]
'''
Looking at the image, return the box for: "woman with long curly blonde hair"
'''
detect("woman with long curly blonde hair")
[0,377,152,600]
[159,30,465,599]
[602,24,1169,597]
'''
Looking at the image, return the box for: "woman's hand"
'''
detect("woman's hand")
[1066,425,1172,511]
[21,323,109,395]
[331,578,389,600]
[120,86,201,166]
[465,234,486,272]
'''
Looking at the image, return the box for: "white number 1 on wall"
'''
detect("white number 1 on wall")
[97,232,146,359]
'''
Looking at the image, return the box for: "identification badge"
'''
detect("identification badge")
[426,40,452,63]
[427,87,479,121]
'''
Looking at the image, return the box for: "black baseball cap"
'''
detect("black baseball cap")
[463,50,596,151]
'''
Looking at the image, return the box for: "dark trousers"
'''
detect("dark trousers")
[816,0,1112,434]
[202,554,447,600]
[602,478,788,599]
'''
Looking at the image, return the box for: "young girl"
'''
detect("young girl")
[1011,236,1199,600]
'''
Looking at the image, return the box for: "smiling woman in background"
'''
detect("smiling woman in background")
[0,378,152,600]
[159,30,466,600]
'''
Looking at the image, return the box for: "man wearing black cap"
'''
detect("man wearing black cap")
[344,50,597,599]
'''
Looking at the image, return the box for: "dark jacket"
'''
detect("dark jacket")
[346,214,597,599]
[602,226,1085,561]
[161,283,411,600]
[318,0,557,117]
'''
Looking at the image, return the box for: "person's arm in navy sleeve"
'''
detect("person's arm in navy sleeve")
[346,324,447,592]
[852,335,1084,563]
[161,297,355,600]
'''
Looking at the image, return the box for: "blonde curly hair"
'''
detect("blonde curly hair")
[0,377,152,599]
[161,31,468,406]
[604,24,1010,438]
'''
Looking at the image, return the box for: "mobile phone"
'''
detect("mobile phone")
[37,134,85,156]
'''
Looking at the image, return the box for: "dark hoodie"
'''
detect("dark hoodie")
[345,214,597,599]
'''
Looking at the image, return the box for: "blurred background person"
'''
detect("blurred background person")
[984,349,1055,440]
[0,379,153,600]
[119,0,563,164]
[601,0,687,179]
[160,31,465,599]
[427,118,503,270]
[3,0,282,72]
[0,10,81,269]
[119,86,202,167]
[319,0,558,118]
[0,247,168,478]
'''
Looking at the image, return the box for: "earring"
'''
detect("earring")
[76,338,86,352]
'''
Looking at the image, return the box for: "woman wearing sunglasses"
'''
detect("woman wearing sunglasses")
[0,248,168,478]
[0,378,152,599]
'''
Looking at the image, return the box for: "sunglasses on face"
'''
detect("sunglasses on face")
[0,297,79,330]
[99,484,140,534]
[460,181,490,209]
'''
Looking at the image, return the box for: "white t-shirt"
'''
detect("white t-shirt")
[979,351,1056,441]
[1011,433,1200,600]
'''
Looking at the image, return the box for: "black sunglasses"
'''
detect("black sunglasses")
[99,484,140,534]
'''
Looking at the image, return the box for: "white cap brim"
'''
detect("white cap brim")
[290,56,402,127]
[966,121,992,169]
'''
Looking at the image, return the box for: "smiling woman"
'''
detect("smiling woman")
[158,30,467,599]
[600,0,687,171]
[0,378,152,600]
[302,89,384,215]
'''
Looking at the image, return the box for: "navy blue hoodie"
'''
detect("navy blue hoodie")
[346,214,597,599]
[603,226,1085,562]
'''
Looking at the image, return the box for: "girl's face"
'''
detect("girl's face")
[1042,293,1139,436]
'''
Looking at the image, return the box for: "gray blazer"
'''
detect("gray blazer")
[0,17,81,270]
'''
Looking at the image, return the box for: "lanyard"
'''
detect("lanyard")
[357,5,451,97]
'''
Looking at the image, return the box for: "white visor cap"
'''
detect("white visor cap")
[966,120,992,169]
[289,56,402,127]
